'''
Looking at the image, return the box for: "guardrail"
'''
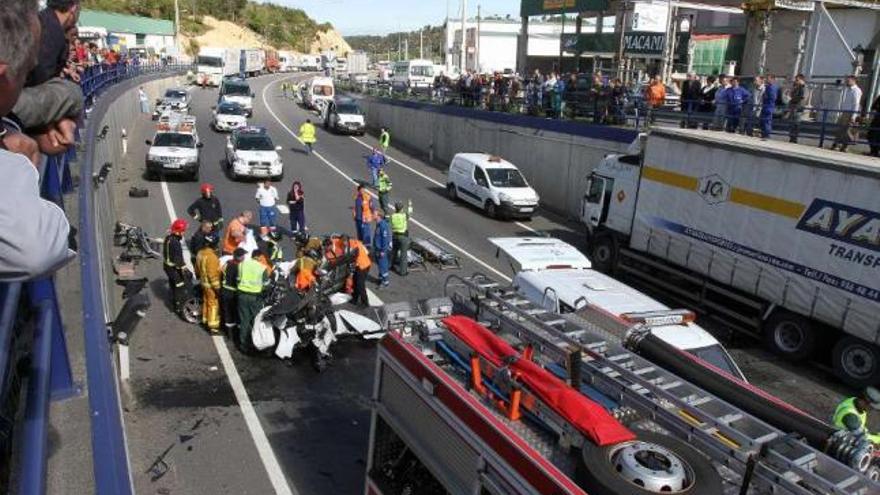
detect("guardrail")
[0,61,190,495]
[337,79,880,154]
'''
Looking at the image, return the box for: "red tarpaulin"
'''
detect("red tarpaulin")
[442,316,636,447]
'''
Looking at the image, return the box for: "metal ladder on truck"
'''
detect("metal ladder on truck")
[443,273,878,495]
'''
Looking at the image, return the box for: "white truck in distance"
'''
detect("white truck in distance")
[581,127,880,385]
[302,76,334,111]
[239,48,265,77]
[489,237,746,381]
[196,47,238,87]
[277,50,297,72]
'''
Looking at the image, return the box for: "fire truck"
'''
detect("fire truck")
[363,275,879,495]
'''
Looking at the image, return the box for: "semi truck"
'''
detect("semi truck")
[195,47,238,87]
[580,128,880,386]
[347,50,368,75]
[239,48,265,77]
[278,50,297,72]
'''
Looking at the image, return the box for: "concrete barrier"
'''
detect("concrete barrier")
[356,97,639,218]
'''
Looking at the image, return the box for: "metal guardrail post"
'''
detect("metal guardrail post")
[0,283,22,394]
[818,108,829,148]
[27,279,78,401]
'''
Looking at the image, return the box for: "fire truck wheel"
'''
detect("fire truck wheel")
[577,431,723,495]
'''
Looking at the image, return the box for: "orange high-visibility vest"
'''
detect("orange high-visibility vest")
[353,191,373,223]
[349,239,372,270]
[223,218,245,254]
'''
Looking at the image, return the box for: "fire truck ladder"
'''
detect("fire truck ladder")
[444,273,878,495]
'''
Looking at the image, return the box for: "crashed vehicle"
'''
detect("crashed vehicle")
[152,88,190,119]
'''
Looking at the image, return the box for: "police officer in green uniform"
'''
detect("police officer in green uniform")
[832,386,880,444]
[377,169,392,213]
[390,201,412,276]
[379,127,390,154]
[236,249,269,353]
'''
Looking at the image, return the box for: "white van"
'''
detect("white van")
[391,59,434,92]
[489,237,747,381]
[302,76,335,111]
[446,153,539,220]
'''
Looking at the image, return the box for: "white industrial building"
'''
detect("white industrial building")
[78,9,176,55]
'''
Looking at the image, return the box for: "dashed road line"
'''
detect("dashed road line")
[159,180,298,495]
[262,77,512,283]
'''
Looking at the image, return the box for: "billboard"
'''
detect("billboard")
[630,1,670,32]
[521,0,609,16]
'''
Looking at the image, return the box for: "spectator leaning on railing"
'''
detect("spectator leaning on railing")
[830,75,862,153]
[0,0,76,281]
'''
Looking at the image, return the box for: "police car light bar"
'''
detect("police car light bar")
[620,309,696,327]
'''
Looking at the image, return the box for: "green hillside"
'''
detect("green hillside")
[82,0,332,51]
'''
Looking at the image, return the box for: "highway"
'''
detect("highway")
[116,73,862,494]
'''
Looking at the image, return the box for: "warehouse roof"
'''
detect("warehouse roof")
[78,9,175,36]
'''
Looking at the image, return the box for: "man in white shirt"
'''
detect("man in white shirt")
[255,179,279,228]
[831,75,863,152]
[138,86,149,114]
[0,0,75,281]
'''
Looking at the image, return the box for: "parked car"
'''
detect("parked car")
[323,98,365,135]
[446,153,539,220]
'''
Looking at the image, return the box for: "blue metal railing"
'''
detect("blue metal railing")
[0,60,190,495]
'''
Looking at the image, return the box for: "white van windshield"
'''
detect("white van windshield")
[313,85,333,96]
[486,168,528,188]
[410,65,433,77]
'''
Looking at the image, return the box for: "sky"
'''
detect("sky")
[277,0,520,35]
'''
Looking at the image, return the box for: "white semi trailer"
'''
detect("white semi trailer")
[195,47,238,87]
[581,128,880,385]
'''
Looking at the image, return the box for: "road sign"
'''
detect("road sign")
[623,32,667,55]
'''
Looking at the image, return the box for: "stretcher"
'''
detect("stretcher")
[410,237,461,270]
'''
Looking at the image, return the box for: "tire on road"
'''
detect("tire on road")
[762,310,816,362]
[589,233,618,273]
[447,184,458,201]
[576,430,723,495]
[832,336,880,387]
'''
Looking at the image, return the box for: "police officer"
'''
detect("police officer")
[390,201,412,276]
[379,127,390,154]
[236,249,269,354]
[221,248,246,341]
[376,169,392,213]
[833,387,880,444]
[187,183,223,231]
[163,219,189,315]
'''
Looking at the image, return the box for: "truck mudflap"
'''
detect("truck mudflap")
[442,315,636,447]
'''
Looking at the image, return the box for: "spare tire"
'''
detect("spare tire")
[576,430,723,495]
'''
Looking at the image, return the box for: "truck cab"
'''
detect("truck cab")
[145,112,202,181]
[489,236,746,381]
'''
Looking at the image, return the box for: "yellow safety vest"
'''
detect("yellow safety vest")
[390,212,408,234]
[379,131,390,148]
[300,123,316,143]
[237,258,266,294]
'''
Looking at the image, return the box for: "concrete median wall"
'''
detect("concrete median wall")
[357,98,639,219]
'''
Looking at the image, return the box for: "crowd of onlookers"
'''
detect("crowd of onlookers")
[1,0,88,283]
[422,68,880,155]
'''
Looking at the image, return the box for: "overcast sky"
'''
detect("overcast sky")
[277,0,520,35]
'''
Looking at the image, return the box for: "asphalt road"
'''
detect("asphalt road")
[115,72,866,495]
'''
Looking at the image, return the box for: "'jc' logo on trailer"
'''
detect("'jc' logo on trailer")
[697,174,731,205]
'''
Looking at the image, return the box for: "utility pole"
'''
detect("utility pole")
[460,0,467,72]
[420,28,424,59]
[476,4,481,73]
[174,0,180,58]
[398,30,402,61]
[659,0,673,81]
[757,10,773,75]
[405,36,409,60]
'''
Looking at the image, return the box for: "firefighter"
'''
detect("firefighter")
[390,200,412,276]
[353,184,375,246]
[236,249,269,353]
[832,387,880,444]
[163,219,189,315]
[195,233,222,333]
[376,169,392,213]
[293,249,321,292]
[348,237,372,307]
[373,209,391,288]
[258,226,283,264]
[221,248,246,341]
[189,220,215,270]
[187,183,223,231]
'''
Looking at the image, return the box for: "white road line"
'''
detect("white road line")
[262,78,512,283]
[348,136,538,235]
[159,180,297,495]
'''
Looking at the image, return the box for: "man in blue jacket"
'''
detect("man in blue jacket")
[760,74,779,139]
[372,210,392,288]
[366,148,385,186]
[724,77,750,133]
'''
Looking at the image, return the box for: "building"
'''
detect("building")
[78,9,176,56]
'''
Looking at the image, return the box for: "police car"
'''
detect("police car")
[211,101,247,132]
[152,87,190,119]
[225,126,283,180]
[145,112,202,181]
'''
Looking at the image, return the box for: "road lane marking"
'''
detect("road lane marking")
[262,78,512,283]
[159,179,298,495]
[349,131,538,235]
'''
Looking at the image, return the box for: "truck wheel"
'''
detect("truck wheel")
[763,311,816,361]
[590,234,618,273]
[447,184,458,201]
[832,336,880,387]
[576,431,723,495]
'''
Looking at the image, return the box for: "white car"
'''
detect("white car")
[490,237,747,381]
[225,126,283,180]
[152,87,190,119]
[145,114,202,181]
[219,78,254,116]
[446,153,539,220]
[212,101,247,132]
[323,98,365,135]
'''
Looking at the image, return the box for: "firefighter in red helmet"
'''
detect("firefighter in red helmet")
[187,183,224,231]
[164,218,189,315]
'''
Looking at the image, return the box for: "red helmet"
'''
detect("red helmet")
[170,219,188,234]
[200,183,214,194]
